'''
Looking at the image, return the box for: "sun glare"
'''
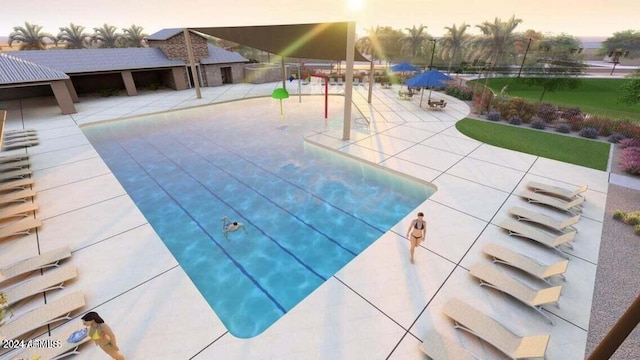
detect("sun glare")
[347,0,364,11]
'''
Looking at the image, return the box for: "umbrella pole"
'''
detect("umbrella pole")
[428,87,433,101]
[420,88,424,107]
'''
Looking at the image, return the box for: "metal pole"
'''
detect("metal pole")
[588,295,640,360]
[183,28,201,99]
[518,38,532,78]
[367,56,374,103]
[342,21,356,141]
[428,39,437,70]
[281,57,286,89]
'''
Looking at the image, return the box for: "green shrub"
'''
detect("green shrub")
[99,88,119,97]
[623,211,640,225]
[613,209,626,220]
[635,224,640,235]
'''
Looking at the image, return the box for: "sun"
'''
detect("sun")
[347,0,364,11]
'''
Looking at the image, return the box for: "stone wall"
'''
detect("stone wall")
[147,32,209,61]
[203,64,246,86]
[244,64,296,84]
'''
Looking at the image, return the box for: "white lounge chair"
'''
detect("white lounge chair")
[527,181,587,201]
[0,159,30,171]
[443,298,550,359]
[0,154,30,163]
[509,206,580,233]
[483,243,569,284]
[0,168,32,182]
[0,217,41,240]
[2,139,39,150]
[498,217,575,257]
[9,327,90,360]
[519,190,584,214]
[3,264,77,306]
[0,291,85,341]
[0,247,71,283]
[0,189,36,206]
[419,330,479,360]
[469,263,562,324]
[0,202,39,221]
[3,135,38,144]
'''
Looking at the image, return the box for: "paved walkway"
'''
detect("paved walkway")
[0,82,614,359]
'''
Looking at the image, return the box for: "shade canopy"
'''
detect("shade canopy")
[190,22,369,62]
[405,69,453,88]
[391,62,420,72]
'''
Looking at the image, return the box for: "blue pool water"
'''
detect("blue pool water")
[82,97,432,338]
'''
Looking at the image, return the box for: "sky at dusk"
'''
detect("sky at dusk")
[0,0,637,39]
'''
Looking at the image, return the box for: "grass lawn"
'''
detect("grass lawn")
[470,77,640,122]
[456,118,610,171]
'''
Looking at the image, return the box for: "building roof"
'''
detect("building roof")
[0,52,69,85]
[146,28,184,41]
[4,48,185,74]
[190,22,369,62]
[200,44,249,64]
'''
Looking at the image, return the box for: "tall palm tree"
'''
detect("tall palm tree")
[472,15,526,68]
[401,25,429,62]
[356,26,385,62]
[57,23,91,49]
[439,23,471,74]
[8,22,55,50]
[92,23,122,48]
[121,25,148,47]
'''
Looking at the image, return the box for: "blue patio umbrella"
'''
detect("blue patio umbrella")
[390,62,420,73]
[405,69,454,106]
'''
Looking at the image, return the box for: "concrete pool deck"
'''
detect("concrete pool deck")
[0,81,613,359]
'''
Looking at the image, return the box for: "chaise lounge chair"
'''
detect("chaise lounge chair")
[0,291,85,341]
[498,217,575,257]
[3,134,38,144]
[527,181,588,201]
[0,168,32,182]
[0,217,42,240]
[0,178,34,193]
[0,159,30,171]
[0,202,39,221]
[443,298,550,359]
[509,206,580,233]
[0,247,71,283]
[0,153,30,163]
[3,264,77,306]
[9,327,90,360]
[0,189,36,206]
[469,263,562,324]
[483,243,569,284]
[518,190,584,214]
[419,330,479,360]
[2,139,39,150]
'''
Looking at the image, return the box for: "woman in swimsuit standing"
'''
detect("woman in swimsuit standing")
[81,311,125,360]
[406,212,427,264]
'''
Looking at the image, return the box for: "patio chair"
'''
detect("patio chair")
[419,330,479,360]
[443,298,550,359]
[2,139,39,150]
[0,189,36,206]
[509,206,580,233]
[3,264,77,306]
[0,217,42,240]
[469,263,562,324]
[0,291,85,341]
[3,129,37,137]
[0,159,30,171]
[9,327,90,360]
[0,168,32,182]
[498,217,575,257]
[0,178,34,193]
[0,247,71,283]
[527,181,588,201]
[482,243,569,284]
[518,190,584,214]
[0,154,30,163]
[3,134,38,144]
[0,202,39,221]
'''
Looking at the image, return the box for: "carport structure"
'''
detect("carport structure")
[188,21,369,140]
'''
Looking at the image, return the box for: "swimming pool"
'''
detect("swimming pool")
[82,97,433,338]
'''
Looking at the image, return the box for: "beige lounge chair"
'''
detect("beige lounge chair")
[0,168,32,182]
[527,181,588,201]
[419,330,479,360]
[0,160,30,171]
[469,263,562,324]
[483,243,569,285]
[0,178,34,193]
[0,291,85,341]
[0,217,41,240]
[3,135,38,144]
[498,217,575,257]
[2,139,39,150]
[3,264,77,306]
[443,298,550,359]
[3,129,36,137]
[0,247,71,283]
[509,206,580,233]
[9,327,90,360]
[519,190,584,214]
[0,154,30,163]
[0,189,36,206]
[0,202,39,221]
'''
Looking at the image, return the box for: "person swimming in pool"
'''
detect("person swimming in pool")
[222,216,247,240]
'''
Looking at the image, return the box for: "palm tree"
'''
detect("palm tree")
[8,22,55,50]
[356,26,385,62]
[401,25,429,62]
[121,25,148,47]
[57,23,91,49]
[439,23,471,74]
[92,23,122,48]
[472,15,526,68]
